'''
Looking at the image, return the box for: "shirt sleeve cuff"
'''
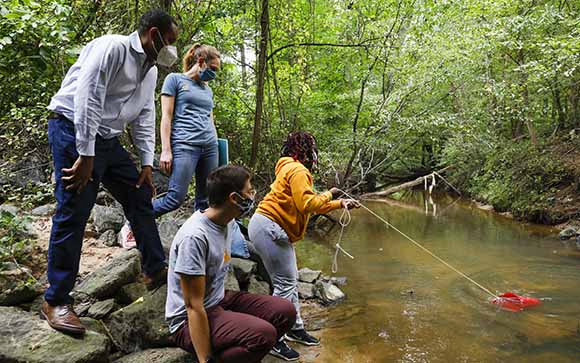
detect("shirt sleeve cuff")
[76,139,96,157]
[141,152,154,167]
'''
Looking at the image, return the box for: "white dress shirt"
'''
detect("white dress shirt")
[48,31,157,166]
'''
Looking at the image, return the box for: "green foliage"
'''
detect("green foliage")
[0,212,32,267]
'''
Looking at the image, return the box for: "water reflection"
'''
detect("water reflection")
[295,193,580,362]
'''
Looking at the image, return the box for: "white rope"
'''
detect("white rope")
[331,204,355,273]
[334,188,499,300]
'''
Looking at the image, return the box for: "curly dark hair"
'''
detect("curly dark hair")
[281,131,318,168]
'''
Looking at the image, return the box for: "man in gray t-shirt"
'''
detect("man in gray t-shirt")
[165,210,234,333]
[165,165,296,363]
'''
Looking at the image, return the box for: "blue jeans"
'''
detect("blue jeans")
[45,118,166,305]
[153,143,218,215]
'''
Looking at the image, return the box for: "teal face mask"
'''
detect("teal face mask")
[200,67,216,81]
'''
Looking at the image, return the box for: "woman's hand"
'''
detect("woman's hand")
[341,199,361,210]
[160,149,173,175]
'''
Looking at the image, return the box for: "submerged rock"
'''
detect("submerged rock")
[113,348,195,363]
[91,205,124,234]
[298,268,322,283]
[106,285,171,353]
[559,227,577,240]
[0,306,110,363]
[74,249,141,300]
[314,281,345,305]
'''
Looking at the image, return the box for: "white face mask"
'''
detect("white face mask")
[154,31,178,68]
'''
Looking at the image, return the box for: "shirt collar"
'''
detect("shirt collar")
[129,31,145,54]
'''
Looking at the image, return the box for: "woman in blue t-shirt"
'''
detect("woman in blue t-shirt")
[153,44,221,215]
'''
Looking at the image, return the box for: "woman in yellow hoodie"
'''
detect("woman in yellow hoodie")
[248,131,358,361]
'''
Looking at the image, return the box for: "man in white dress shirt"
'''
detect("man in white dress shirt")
[41,9,178,335]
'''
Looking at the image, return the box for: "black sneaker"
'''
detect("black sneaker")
[269,340,300,361]
[285,329,320,346]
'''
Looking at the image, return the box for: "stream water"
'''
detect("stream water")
[295,193,580,363]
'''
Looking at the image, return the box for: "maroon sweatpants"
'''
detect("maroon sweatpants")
[171,290,297,363]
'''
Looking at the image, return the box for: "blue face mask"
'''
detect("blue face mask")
[200,67,216,81]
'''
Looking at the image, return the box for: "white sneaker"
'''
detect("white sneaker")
[119,223,137,249]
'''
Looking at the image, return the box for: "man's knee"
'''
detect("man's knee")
[243,320,277,351]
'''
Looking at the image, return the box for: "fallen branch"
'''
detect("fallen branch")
[361,166,454,198]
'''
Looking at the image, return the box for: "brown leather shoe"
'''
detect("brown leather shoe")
[143,266,168,291]
[40,301,86,335]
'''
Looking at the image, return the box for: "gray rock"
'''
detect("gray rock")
[115,282,148,305]
[88,298,116,319]
[30,203,56,216]
[113,348,195,363]
[99,229,118,247]
[157,219,182,254]
[0,155,48,189]
[298,282,315,300]
[74,249,141,300]
[0,203,19,215]
[314,281,345,305]
[0,266,43,306]
[230,258,257,285]
[224,268,240,291]
[559,227,577,240]
[106,285,171,353]
[0,306,109,363]
[247,276,270,295]
[91,205,124,234]
[298,267,322,283]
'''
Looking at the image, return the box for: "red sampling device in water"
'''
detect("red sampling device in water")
[490,292,542,312]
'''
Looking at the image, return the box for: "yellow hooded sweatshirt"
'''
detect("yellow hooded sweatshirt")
[256,157,343,242]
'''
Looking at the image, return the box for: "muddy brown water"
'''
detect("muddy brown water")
[295,194,580,362]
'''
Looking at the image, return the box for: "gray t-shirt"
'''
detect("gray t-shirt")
[161,73,217,147]
[165,211,234,334]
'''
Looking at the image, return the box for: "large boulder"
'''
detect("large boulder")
[230,258,257,285]
[74,249,141,300]
[113,348,195,363]
[314,281,345,305]
[0,264,43,306]
[106,284,171,353]
[0,306,110,363]
[298,268,322,283]
[91,205,124,234]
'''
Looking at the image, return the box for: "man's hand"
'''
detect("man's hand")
[341,199,361,210]
[159,149,173,175]
[62,156,94,193]
[136,165,156,196]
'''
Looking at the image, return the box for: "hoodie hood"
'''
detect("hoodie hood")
[275,156,305,176]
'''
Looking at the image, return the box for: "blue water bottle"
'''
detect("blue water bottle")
[218,138,229,166]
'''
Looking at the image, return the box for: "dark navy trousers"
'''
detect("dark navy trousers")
[44,118,166,305]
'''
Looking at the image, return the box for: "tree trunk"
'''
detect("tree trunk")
[250,0,269,167]
[240,42,247,89]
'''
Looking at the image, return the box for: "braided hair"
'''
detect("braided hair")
[281,131,318,170]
